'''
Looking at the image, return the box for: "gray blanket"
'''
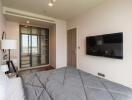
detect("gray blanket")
[21,67,132,100]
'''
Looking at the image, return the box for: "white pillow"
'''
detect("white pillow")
[0,73,9,100]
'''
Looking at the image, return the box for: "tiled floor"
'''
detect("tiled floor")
[18,66,55,76]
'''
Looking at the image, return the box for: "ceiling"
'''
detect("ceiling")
[2,0,105,20]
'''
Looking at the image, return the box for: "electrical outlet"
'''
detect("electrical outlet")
[98,73,105,78]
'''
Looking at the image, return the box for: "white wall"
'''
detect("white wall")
[67,0,132,88]
[56,20,67,68]
[0,0,6,65]
[6,21,19,68]
[49,20,67,69]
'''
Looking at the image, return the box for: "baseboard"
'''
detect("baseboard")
[18,64,50,71]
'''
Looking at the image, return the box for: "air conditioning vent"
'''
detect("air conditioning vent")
[4,8,55,23]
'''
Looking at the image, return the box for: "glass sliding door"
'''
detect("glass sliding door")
[21,34,31,68]
[20,25,49,68]
[31,35,40,67]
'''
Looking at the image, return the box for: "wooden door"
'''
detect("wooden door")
[67,28,77,68]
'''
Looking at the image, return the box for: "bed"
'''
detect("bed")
[6,78,25,100]
[21,67,132,100]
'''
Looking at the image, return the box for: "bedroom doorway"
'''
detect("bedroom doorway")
[67,28,77,68]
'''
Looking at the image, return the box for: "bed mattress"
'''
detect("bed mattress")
[21,67,132,100]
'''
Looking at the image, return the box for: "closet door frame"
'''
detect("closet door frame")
[19,25,49,69]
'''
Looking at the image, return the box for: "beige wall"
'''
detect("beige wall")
[67,0,132,88]
[0,0,6,65]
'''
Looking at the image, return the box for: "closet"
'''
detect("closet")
[20,25,49,68]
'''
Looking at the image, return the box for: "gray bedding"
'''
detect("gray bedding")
[21,67,132,100]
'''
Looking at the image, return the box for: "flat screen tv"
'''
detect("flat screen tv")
[86,32,123,59]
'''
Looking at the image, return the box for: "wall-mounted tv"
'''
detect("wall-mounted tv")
[86,32,123,59]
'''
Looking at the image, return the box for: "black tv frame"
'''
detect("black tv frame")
[86,32,123,59]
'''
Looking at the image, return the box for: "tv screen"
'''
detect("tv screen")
[86,32,123,59]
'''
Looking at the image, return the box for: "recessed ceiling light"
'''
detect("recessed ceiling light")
[26,20,30,24]
[48,2,53,7]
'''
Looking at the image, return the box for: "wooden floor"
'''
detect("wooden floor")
[18,66,54,76]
